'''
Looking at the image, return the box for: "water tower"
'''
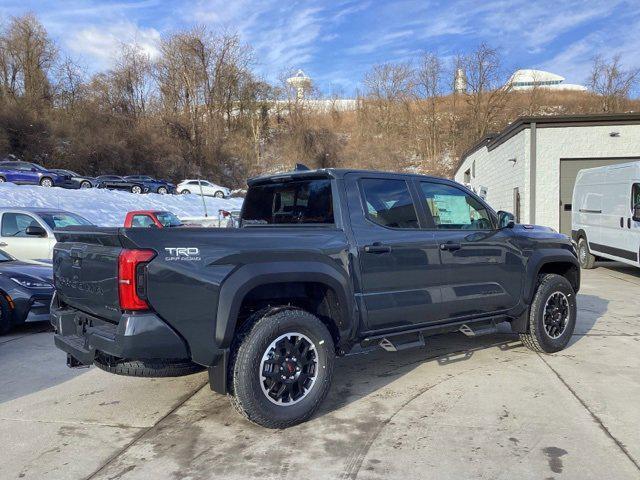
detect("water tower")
[454,68,467,94]
[287,69,312,100]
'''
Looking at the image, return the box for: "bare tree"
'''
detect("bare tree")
[362,62,415,135]
[588,54,639,112]
[462,43,512,138]
[415,52,443,162]
[2,13,57,107]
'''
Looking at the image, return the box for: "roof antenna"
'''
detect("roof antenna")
[294,163,310,171]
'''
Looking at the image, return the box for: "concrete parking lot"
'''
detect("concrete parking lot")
[1,264,639,480]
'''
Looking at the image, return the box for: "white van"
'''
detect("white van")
[572,161,640,269]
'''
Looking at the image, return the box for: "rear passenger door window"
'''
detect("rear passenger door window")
[420,182,494,230]
[360,178,419,229]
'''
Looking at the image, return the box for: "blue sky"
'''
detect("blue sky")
[2,0,640,96]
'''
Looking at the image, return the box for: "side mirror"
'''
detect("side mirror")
[497,211,515,229]
[633,203,640,222]
[25,225,47,237]
[30,167,37,172]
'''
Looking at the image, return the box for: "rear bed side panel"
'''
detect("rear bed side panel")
[123,227,353,367]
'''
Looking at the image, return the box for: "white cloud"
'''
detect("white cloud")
[67,22,161,65]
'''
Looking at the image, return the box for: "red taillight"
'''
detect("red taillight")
[118,249,155,311]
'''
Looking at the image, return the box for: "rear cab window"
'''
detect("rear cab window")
[359,178,419,229]
[242,178,334,225]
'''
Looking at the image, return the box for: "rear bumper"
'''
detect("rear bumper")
[51,293,190,366]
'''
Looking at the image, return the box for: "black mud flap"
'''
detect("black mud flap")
[208,350,229,395]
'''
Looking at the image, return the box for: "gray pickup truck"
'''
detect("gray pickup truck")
[52,168,580,428]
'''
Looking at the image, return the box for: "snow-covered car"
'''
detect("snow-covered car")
[0,208,92,261]
[0,249,54,334]
[50,169,96,189]
[177,179,230,198]
[0,160,73,188]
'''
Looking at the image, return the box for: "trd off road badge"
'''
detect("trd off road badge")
[164,247,201,261]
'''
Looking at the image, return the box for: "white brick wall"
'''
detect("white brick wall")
[454,131,530,222]
[455,123,640,230]
[535,124,640,229]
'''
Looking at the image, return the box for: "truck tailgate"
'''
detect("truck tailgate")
[53,227,124,322]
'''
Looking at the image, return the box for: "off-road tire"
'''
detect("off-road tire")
[40,177,53,187]
[0,296,12,335]
[229,308,335,429]
[520,274,577,354]
[577,237,596,269]
[94,354,204,377]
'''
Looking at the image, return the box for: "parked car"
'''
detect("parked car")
[124,175,175,194]
[572,160,640,269]
[0,249,54,334]
[177,179,230,198]
[52,167,580,429]
[50,169,95,189]
[0,160,73,188]
[96,175,149,194]
[124,210,183,228]
[0,208,92,261]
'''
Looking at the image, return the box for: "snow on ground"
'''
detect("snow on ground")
[0,183,244,226]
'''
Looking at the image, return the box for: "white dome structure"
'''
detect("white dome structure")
[507,69,587,92]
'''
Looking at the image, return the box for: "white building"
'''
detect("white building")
[454,114,640,235]
[507,69,587,92]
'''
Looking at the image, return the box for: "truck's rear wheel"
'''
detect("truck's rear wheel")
[94,354,204,377]
[230,309,334,429]
[520,274,577,354]
[577,237,596,269]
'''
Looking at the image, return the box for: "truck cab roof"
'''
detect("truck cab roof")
[247,168,451,186]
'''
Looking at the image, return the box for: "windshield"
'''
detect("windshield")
[39,213,92,229]
[155,212,182,227]
[242,178,334,225]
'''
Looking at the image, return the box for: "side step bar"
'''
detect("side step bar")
[458,320,498,337]
[379,332,425,352]
[361,316,507,353]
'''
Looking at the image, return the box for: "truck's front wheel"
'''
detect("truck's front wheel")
[520,274,577,353]
[230,309,334,429]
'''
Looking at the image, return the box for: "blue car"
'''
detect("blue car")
[0,160,72,188]
[124,175,176,194]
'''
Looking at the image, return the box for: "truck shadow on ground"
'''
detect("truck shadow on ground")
[323,290,608,414]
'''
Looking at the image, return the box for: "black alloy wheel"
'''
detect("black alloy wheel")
[259,332,318,405]
[543,292,569,339]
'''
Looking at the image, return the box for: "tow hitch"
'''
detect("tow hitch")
[67,354,90,369]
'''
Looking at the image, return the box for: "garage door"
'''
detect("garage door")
[559,158,638,236]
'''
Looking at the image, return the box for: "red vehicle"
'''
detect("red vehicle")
[124,210,183,228]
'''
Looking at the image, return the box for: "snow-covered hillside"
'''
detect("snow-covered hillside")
[0,183,244,226]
